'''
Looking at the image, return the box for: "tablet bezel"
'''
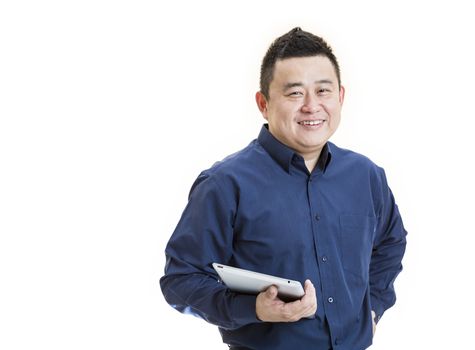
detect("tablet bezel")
[212,263,305,301]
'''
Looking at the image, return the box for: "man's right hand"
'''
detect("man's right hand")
[256,279,317,322]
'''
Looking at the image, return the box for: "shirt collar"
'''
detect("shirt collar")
[257,124,332,174]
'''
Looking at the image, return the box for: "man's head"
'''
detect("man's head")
[259,27,341,100]
[256,27,345,164]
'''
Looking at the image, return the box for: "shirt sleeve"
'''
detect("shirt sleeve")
[160,172,261,330]
[369,168,407,322]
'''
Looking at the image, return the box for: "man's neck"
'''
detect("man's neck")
[303,150,322,173]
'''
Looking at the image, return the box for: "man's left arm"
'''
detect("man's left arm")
[369,168,407,323]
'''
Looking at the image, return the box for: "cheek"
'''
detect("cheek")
[331,117,341,128]
[325,101,342,116]
[271,108,294,124]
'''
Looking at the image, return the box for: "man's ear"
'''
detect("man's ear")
[339,85,345,105]
[255,91,269,120]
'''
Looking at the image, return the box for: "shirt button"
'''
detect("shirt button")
[315,215,320,221]
[322,256,328,262]
[328,297,334,303]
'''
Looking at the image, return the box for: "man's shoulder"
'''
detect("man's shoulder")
[206,140,265,173]
[329,142,383,172]
[195,139,264,181]
[188,140,266,196]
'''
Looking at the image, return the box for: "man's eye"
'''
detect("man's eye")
[288,91,303,96]
[318,88,331,94]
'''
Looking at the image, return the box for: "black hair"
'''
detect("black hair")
[259,27,341,99]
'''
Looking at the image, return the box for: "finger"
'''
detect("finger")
[301,280,317,316]
[265,285,278,299]
[284,296,309,316]
[304,279,315,294]
[302,280,316,303]
[279,281,316,320]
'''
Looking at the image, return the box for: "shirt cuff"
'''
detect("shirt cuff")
[230,294,261,327]
[370,297,385,324]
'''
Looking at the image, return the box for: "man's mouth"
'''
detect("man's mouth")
[298,120,325,126]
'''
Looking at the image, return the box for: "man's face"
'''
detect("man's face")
[256,55,344,159]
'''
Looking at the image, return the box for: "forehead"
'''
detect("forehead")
[271,56,338,86]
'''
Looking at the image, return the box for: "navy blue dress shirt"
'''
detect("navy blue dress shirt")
[160,125,407,350]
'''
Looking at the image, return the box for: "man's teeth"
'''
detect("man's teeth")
[299,120,323,126]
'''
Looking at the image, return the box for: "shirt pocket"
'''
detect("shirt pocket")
[339,214,376,280]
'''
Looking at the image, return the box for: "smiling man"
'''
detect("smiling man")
[256,55,344,173]
[160,27,407,350]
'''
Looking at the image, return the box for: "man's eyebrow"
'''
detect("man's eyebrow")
[283,82,304,91]
[315,79,334,85]
[283,80,335,91]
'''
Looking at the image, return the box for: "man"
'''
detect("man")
[160,27,407,350]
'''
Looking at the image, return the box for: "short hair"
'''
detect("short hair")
[259,27,341,99]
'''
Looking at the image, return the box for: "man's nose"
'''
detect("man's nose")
[301,94,321,114]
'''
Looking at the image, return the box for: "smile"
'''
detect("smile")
[298,120,325,126]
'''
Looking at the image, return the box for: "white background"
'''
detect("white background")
[1,0,474,349]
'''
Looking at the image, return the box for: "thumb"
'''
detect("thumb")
[304,279,315,292]
[266,285,278,299]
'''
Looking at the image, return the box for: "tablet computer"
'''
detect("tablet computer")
[212,263,305,301]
